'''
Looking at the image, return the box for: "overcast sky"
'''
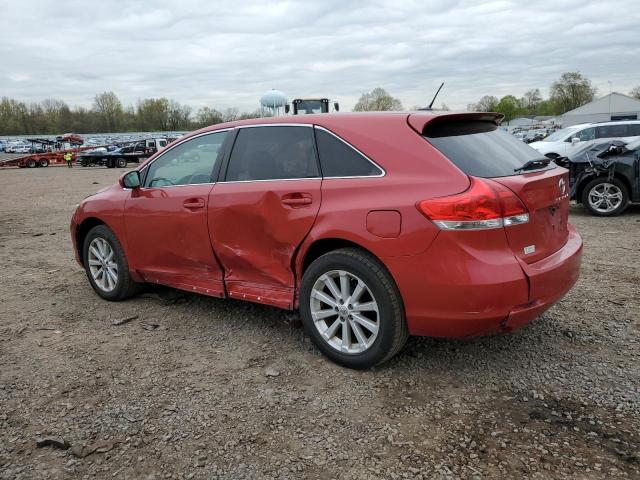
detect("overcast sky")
[1,0,639,112]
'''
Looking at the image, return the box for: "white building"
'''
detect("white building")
[503,117,536,132]
[561,92,640,127]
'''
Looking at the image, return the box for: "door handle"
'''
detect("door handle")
[281,193,313,207]
[183,199,205,209]
[282,197,312,206]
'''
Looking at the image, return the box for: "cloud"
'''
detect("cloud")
[0,0,638,112]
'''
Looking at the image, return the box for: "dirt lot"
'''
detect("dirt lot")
[1,166,639,479]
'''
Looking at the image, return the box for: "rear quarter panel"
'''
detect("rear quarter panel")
[295,115,471,291]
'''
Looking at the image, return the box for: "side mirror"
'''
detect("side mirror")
[120,171,141,189]
[334,102,340,112]
[571,137,580,145]
[285,104,290,114]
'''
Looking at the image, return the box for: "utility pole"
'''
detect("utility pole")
[608,81,612,118]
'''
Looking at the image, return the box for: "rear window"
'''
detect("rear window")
[423,120,552,177]
[628,124,640,136]
[596,124,628,138]
[315,128,382,177]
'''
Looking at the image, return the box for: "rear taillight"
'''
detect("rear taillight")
[417,177,529,230]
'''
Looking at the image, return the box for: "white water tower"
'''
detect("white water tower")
[260,89,288,116]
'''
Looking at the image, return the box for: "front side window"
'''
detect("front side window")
[314,128,382,177]
[574,127,595,141]
[225,126,318,181]
[144,131,228,187]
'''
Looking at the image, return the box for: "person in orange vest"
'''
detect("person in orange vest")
[64,152,73,168]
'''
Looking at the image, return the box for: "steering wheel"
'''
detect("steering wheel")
[149,177,175,187]
[188,173,211,184]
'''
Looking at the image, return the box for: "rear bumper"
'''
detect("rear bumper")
[385,225,582,338]
[503,224,582,331]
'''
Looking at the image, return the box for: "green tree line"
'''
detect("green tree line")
[467,72,640,122]
[2,74,639,135]
[0,92,263,136]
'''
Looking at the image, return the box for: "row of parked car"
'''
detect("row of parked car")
[527,119,640,216]
[0,140,51,153]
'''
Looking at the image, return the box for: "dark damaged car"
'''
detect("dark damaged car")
[558,138,640,216]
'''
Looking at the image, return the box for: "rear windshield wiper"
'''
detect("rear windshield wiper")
[514,157,551,172]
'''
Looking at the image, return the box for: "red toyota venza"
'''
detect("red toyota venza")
[71,112,582,369]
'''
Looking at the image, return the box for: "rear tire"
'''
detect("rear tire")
[581,177,628,216]
[299,248,408,369]
[39,159,49,167]
[83,225,139,301]
[26,159,37,168]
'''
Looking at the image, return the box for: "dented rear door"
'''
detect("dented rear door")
[207,125,322,309]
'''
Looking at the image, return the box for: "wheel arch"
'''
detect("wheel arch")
[295,236,403,309]
[299,237,381,275]
[75,217,107,266]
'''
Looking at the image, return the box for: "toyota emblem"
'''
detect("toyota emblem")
[558,178,566,196]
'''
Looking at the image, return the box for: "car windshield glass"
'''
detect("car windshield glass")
[543,127,579,142]
[296,101,323,114]
[423,120,554,178]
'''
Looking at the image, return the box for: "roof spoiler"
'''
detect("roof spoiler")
[408,112,505,134]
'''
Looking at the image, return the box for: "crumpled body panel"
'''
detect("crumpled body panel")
[208,179,322,309]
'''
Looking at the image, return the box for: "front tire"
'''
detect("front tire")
[581,177,628,216]
[299,248,408,369]
[116,157,127,168]
[83,225,138,301]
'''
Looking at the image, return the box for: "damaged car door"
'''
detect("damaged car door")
[123,131,230,296]
[208,125,322,308]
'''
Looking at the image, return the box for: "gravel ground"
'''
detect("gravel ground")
[1,166,639,479]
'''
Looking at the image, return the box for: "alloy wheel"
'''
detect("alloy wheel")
[88,237,118,292]
[588,182,623,214]
[310,270,380,354]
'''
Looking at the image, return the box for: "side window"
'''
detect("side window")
[627,124,640,136]
[314,127,382,177]
[144,131,228,187]
[574,127,595,141]
[225,126,318,181]
[596,124,629,138]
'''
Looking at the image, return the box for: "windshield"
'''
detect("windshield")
[296,100,324,114]
[543,126,580,142]
[424,120,554,177]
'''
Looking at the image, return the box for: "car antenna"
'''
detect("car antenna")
[419,82,445,111]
